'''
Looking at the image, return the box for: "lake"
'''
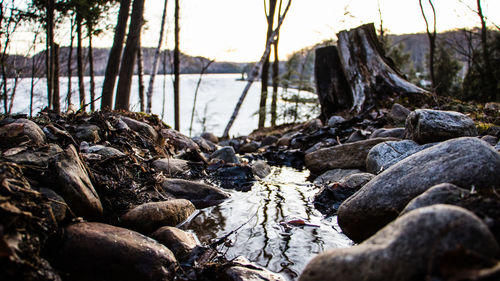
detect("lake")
[9,74,319,137]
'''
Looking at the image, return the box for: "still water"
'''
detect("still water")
[182,167,353,281]
[9,74,318,137]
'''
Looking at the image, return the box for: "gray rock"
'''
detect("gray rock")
[201,132,219,144]
[370,127,405,139]
[224,256,286,281]
[74,124,101,142]
[80,143,126,158]
[152,158,189,176]
[3,144,63,167]
[121,199,196,234]
[405,109,478,143]
[481,135,498,146]
[57,222,177,281]
[261,135,279,146]
[341,173,375,189]
[485,102,500,111]
[496,140,500,152]
[327,116,346,127]
[305,138,399,174]
[313,168,363,185]
[389,103,411,124]
[401,183,470,215]
[251,160,272,179]
[120,116,158,141]
[211,146,240,164]
[161,128,200,153]
[345,130,368,143]
[192,136,217,153]
[53,145,103,220]
[338,137,500,242]
[366,140,436,174]
[161,179,229,208]
[300,205,499,281]
[151,226,199,261]
[239,141,259,154]
[0,118,46,148]
[302,119,323,133]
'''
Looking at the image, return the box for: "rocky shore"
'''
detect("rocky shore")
[1,101,500,280]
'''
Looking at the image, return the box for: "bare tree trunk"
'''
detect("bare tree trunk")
[146,0,168,113]
[476,0,495,101]
[46,0,55,110]
[115,0,146,110]
[101,0,131,109]
[173,0,180,130]
[137,42,145,112]
[189,59,214,137]
[223,0,292,138]
[88,29,96,111]
[53,44,60,113]
[419,0,437,90]
[161,50,167,120]
[270,0,283,127]
[67,13,75,109]
[76,12,86,108]
[258,0,277,129]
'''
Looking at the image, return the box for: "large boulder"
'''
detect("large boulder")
[305,138,399,174]
[53,145,103,220]
[300,205,499,281]
[365,140,435,174]
[56,222,177,281]
[338,137,500,242]
[405,109,477,143]
[121,199,196,234]
[161,179,229,208]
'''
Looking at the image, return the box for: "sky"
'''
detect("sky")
[10,0,500,62]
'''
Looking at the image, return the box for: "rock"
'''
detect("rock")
[366,140,436,174]
[389,103,411,124]
[161,179,229,208]
[481,135,498,146]
[485,102,500,111]
[0,118,46,148]
[121,199,196,234]
[211,146,240,164]
[400,183,470,215]
[300,205,499,281]
[238,141,259,154]
[39,187,67,222]
[3,143,63,168]
[74,124,101,142]
[302,119,323,133]
[57,222,177,281]
[261,135,279,146]
[338,137,500,242]
[80,143,126,158]
[192,136,217,153]
[201,132,219,144]
[152,158,190,176]
[327,116,346,127]
[120,116,158,141]
[224,256,286,281]
[369,127,405,139]
[151,226,199,261]
[210,165,255,191]
[43,125,76,145]
[405,109,478,143]
[313,168,363,185]
[276,136,291,147]
[314,173,374,215]
[496,141,500,152]
[345,130,367,143]
[53,145,103,220]
[305,138,399,174]
[251,160,271,179]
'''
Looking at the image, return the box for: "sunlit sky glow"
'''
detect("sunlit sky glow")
[10,0,500,62]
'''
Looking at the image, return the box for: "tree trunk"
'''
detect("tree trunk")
[146,0,168,113]
[258,0,277,129]
[335,23,429,113]
[270,35,279,127]
[223,0,292,138]
[88,30,96,111]
[46,0,55,110]
[137,42,145,112]
[67,14,75,110]
[314,46,352,121]
[101,0,131,110]
[189,59,214,137]
[173,0,180,130]
[477,0,495,101]
[419,0,437,90]
[115,0,146,110]
[76,12,85,108]
[53,44,60,113]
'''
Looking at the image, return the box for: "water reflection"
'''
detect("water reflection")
[181,166,353,281]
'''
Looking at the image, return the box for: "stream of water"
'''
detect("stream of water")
[182,166,353,281]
